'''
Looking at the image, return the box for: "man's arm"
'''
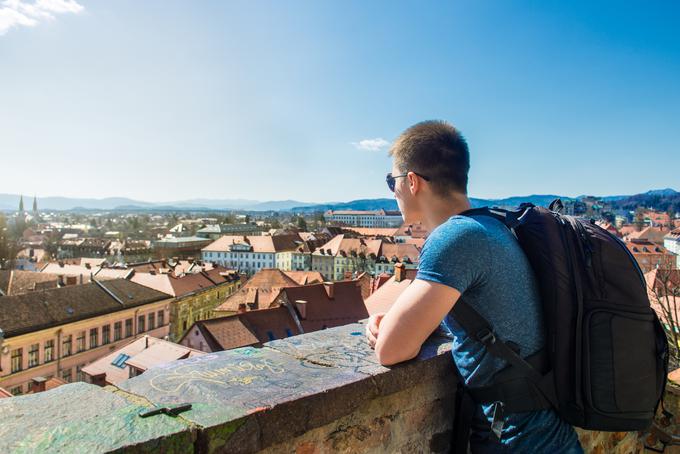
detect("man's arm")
[373,278,461,366]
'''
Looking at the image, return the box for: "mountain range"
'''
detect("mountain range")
[0,189,677,213]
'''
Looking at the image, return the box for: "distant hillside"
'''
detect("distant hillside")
[1,188,676,213]
[610,189,680,212]
[291,194,572,213]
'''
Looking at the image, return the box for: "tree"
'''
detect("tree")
[649,269,680,369]
[296,216,307,231]
[0,213,9,268]
[634,207,646,231]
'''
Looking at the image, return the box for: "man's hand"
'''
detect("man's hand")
[365,312,385,349]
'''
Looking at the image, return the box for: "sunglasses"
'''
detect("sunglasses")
[386,172,431,192]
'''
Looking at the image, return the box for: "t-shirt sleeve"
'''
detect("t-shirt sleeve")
[415,220,490,294]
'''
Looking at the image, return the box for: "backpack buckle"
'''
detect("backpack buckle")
[477,328,496,345]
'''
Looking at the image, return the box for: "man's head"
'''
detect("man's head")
[388,120,470,224]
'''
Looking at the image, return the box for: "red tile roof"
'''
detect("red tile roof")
[283,271,325,285]
[276,281,368,332]
[27,377,67,394]
[130,265,239,297]
[215,269,299,312]
[0,387,13,399]
[0,279,170,338]
[82,336,205,385]
[342,227,400,237]
[202,234,303,253]
[625,226,670,244]
[188,306,301,351]
[4,270,62,296]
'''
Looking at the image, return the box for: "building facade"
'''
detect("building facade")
[324,209,403,228]
[201,234,305,276]
[0,279,172,396]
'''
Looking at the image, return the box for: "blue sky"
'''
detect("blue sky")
[1,1,678,203]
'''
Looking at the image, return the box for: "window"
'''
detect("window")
[114,321,122,341]
[10,386,22,396]
[62,335,72,357]
[62,368,72,382]
[158,310,165,326]
[266,331,276,341]
[125,318,133,338]
[148,312,155,330]
[76,331,86,352]
[137,315,145,333]
[44,339,54,363]
[102,325,111,345]
[28,343,39,368]
[76,365,84,382]
[89,328,98,348]
[111,353,130,369]
[285,328,293,337]
[11,348,23,373]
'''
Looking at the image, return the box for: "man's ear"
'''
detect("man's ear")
[407,171,420,195]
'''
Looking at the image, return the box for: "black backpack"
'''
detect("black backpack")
[450,201,669,450]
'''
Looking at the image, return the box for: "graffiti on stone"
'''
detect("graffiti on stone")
[267,330,383,375]
[148,357,288,394]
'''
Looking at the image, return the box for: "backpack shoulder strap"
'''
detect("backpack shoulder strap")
[451,299,558,410]
[458,205,531,230]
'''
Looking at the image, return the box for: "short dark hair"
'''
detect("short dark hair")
[389,120,470,196]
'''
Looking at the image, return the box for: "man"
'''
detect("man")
[365,120,582,453]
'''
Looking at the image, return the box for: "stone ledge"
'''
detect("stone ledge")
[0,322,456,453]
[0,382,195,453]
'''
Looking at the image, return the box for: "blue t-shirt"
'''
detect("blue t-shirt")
[416,214,582,453]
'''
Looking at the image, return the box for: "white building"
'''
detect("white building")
[324,209,403,228]
[311,235,419,281]
[664,228,680,268]
[201,234,305,275]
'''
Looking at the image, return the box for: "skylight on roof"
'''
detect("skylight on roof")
[111,353,130,368]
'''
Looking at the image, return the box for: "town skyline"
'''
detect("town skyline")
[0,187,678,212]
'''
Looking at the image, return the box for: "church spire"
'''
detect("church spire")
[18,195,24,213]
[32,195,38,213]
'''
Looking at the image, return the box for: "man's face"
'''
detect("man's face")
[391,161,420,224]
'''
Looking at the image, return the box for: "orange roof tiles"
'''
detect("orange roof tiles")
[190,306,300,351]
[283,271,325,285]
[342,227,399,237]
[130,265,239,297]
[202,234,303,253]
[277,281,368,332]
[215,269,299,312]
[82,336,205,385]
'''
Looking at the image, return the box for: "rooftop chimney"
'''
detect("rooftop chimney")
[395,263,405,283]
[31,376,47,393]
[294,300,308,319]
[323,281,334,300]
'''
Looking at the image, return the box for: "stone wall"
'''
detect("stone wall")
[0,321,676,453]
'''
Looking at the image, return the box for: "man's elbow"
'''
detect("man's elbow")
[375,343,420,366]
